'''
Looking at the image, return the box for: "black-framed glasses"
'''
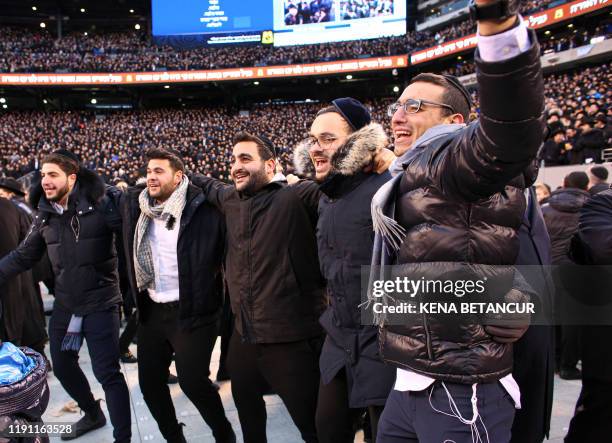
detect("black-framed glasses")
[387,98,456,117]
[306,135,338,150]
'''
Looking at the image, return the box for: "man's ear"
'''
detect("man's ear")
[265,158,276,175]
[68,173,77,187]
[175,170,184,184]
[444,113,465,125]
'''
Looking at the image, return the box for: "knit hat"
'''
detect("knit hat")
[331,97,372,131]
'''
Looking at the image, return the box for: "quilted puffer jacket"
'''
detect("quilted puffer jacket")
[381,30,546,384]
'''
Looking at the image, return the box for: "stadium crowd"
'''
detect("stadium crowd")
[1,62,609,184]
[0,100,393,184]
[0,1,589,73]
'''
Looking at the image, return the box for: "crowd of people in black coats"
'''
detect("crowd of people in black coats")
[0,15,611,442]
[1,61,609,187]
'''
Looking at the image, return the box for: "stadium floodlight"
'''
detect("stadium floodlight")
[253,81,260,85]
[129,9,134,13]
[0,98,5,103]
[32,6,37,11]
[135,24,141,30]
[346,75,353,80]
[2,105,7,109]
[164,85,170,89]
[545,30,550,35]
[40,22,46,28]
[80,8,85,13]
[43,99,48,104]
[393,86,400,93]
[90,98,97,104]
[84,32,88,36]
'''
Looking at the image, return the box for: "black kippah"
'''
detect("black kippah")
[442,74,473,110]
[52,149,81,165]
[256,134,277,158]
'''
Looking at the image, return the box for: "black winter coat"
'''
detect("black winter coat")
[121,183,226,330]
[0,169,122,315]
[381,31,546,384]
[295,123,395,407]
[194,176,326,344]
[541,140,565,166]
[542,188,591,265]
[570,189,612,382]
[511,187,554,443]
[0,199,47,349]
[576,129,606,163]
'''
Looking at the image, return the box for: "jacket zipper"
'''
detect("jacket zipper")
[422,312,434,360]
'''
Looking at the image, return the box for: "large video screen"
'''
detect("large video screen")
[152,0,406,47]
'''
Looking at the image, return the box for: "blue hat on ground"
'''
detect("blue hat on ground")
[331,97,371,131]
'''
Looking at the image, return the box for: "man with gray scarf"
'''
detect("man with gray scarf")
[368,3,546,442]
[122,148,235,443]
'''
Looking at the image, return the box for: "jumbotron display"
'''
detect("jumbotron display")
[152,0,406,46]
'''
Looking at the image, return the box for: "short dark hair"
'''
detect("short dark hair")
[410,73,471,122]
[563,171,589,190]
[232,132,275,161]
[590,165,609,181]
[41,153,79,176]
[145,148,185,172]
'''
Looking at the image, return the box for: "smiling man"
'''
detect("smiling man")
[370,1,547,442]
[294,98,395,443]
[121,148,235,443]
[0,150,131,442]
[193,132,326,443]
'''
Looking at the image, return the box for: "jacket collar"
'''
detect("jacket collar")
[178,184,206,236]
[237,179,284,200]
[293,123,388,180]
[389,123,466,177]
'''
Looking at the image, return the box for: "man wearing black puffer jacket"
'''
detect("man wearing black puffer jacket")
[369,3,546,442]
[294,98,395,443]
[0,150,131,443]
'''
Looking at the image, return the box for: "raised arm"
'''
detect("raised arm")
[439,13,546,201]
[189,174,235,213]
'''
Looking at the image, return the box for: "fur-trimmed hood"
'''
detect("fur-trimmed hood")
[28,167,107,210]
[293,122,388,180]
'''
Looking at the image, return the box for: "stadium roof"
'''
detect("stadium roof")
[0,0,149,28]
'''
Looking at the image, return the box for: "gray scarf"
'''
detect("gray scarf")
[365,124,466,325]
[133,177,189,291]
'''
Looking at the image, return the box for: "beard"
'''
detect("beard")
[149,181,178,202]
[46,181,71,203]
[236,166,270,195]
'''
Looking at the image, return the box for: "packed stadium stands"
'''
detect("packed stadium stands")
[1,1,601,73]
[0,0,610,182]
[1,60,609,183]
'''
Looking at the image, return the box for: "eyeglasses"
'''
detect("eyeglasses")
[308,135,338,150]
[387,98,456,117]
